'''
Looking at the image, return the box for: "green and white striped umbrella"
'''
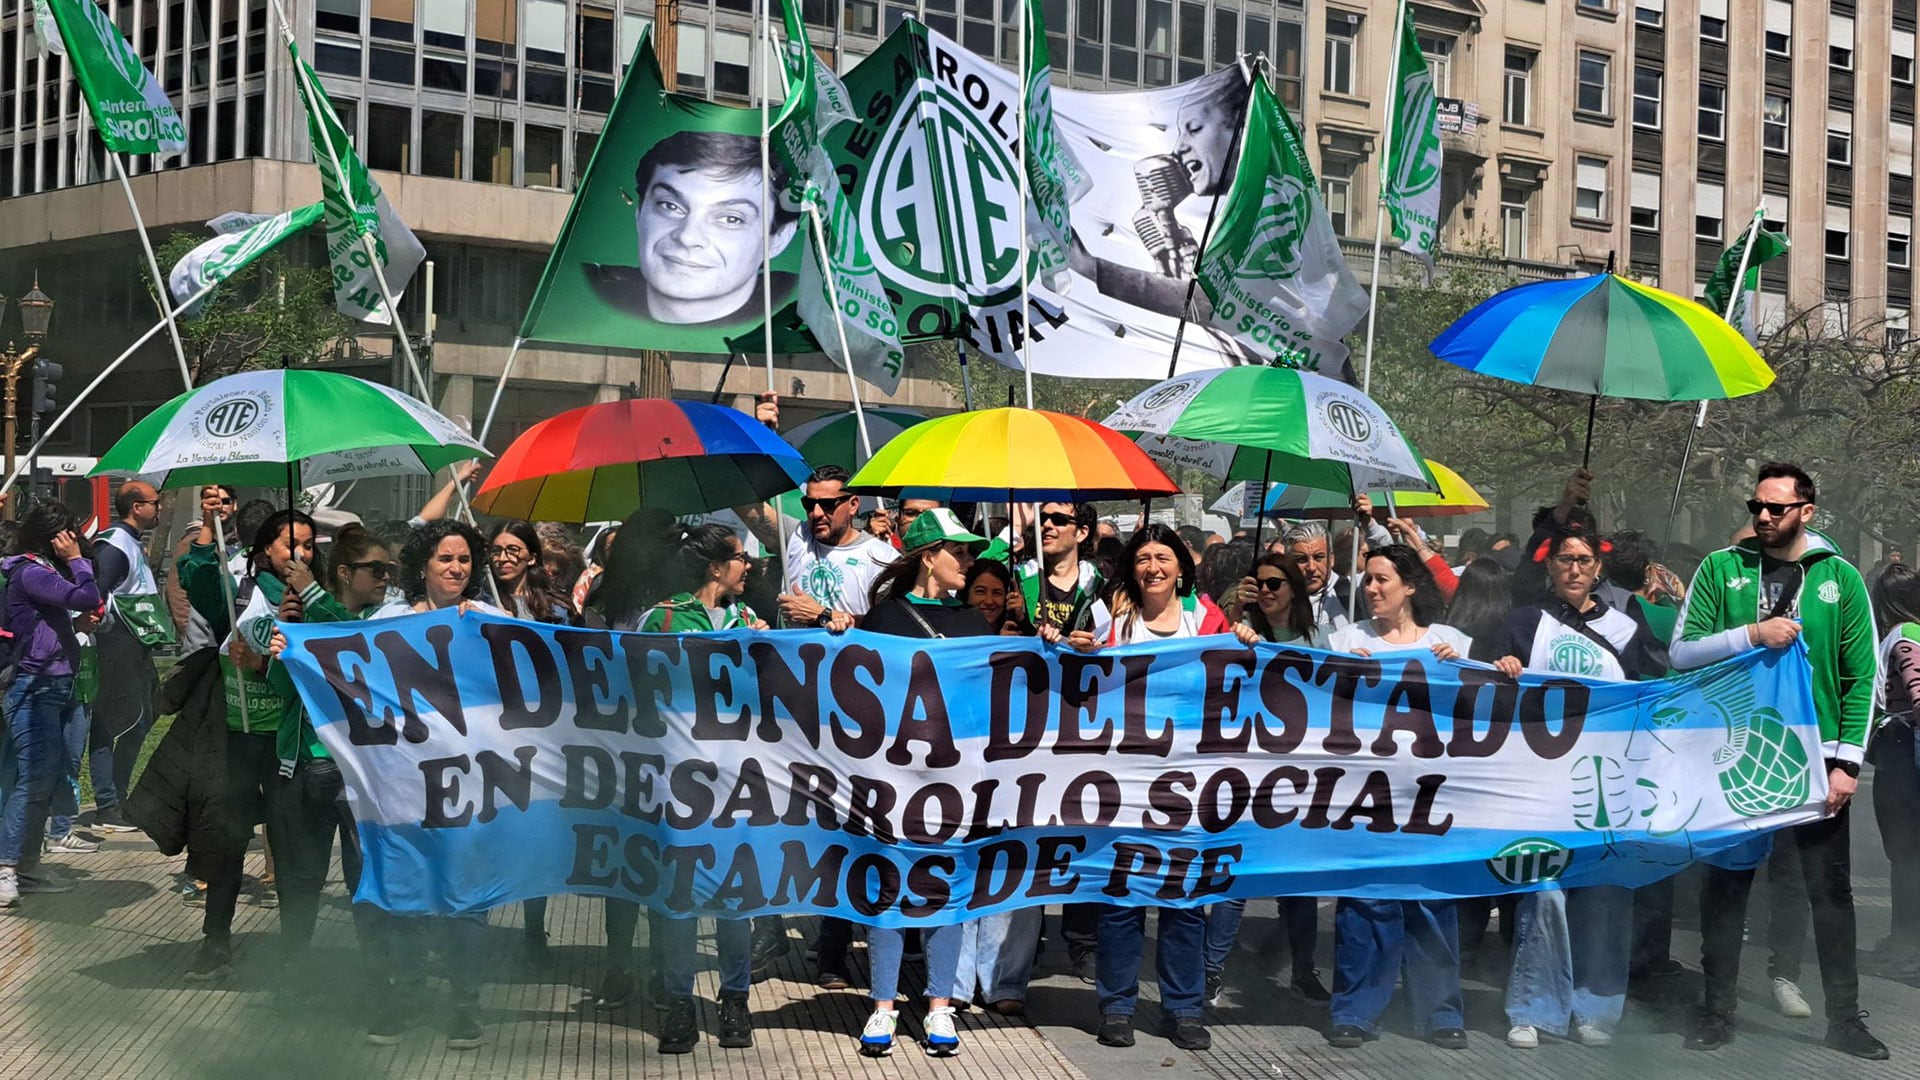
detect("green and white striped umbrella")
[781,407,926,469]
[1103,367,1436,492]
[91,368,486,489]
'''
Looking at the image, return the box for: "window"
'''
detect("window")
[1419,34,1453,97]
[1895,121,1916,177]
[1762,193,1789,234]
[1700,0,1727,41]
[525,125,563,188]
[367,103,410,173]
[1504,48,1533,126]
[1502,184,1530,259]
[422,0,466,49]
[1698,81,1725,140]
[713,28,751,99]
[1635,0,1663,27]
[1830,15,1854,71]
[1763,93,1790,153]
[474,118,513,185]
[1323,13,1358,95]
[676,23,708,93]
[619,13,653,70]
[1575,156,1608,220]
[1321,157,1354,235]
[421,111,463,179]
[1630,171,1660,230]
[1889,311,1909,352]
[1828,110,1852,166]
[1892,215,1912,269]
[1696,181,1724,240]
[1765,0,1791,57]
[1899,31,1917,85]
[1633,67,1661,128]
[1826,205,1851,259]
[524,0,566,66]
[1577,51,1610,116]
[1577,0,1609,12]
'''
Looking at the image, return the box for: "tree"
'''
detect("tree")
[147,231,351,385]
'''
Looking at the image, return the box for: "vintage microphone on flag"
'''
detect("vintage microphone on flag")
[1162,55,1258,380]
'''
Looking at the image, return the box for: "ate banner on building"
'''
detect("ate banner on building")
[278,610,1825,923]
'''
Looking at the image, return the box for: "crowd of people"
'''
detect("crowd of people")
[0,395,1906,1064]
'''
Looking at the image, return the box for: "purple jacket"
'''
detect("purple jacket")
[2,554,101,677]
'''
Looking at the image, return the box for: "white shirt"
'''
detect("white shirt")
[783,529,898,617]
[1328,621,1472,658]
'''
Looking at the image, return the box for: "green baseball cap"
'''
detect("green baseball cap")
[900,506,989,554]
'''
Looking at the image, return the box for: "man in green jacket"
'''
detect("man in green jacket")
[1669,462,1886,1059]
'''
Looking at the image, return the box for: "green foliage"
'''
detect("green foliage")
[148,232,350,384]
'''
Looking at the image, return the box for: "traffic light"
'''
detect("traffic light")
[29,358,59,417]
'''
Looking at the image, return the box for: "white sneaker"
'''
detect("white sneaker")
[1571,1021,1613,1047]
[46,833,98,854]
[1506,1024,1539,1049]
[860,1010,898,1057]
[0,867,16,907]
[923,1005,961,1057]
[1772,977,1813,1018]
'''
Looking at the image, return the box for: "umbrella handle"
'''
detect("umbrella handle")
[1582,394,1597,470]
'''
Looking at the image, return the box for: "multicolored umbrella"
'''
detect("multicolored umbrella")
[781,407,925,469]
[474,398,809,521]
[847,407,1179,500]
[1103,367,1436,492]
[1211,460,1489,521]
[91,368,485,489]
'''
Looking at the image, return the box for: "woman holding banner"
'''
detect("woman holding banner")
[854,508,997,1058]
[630,523,768,1054]
[1054,524,1256,1053]
[1324,545,1470,1051]
[1490,529,1665,1050]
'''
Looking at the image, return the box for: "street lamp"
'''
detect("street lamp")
[2,275,54,515]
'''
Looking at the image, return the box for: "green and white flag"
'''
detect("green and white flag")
[286,35,424,326]
[1021,0,1091,284]
[775,0,905,393]
[1383,1,1442,263]
[167,204,324,317]
[1195,79,1368,377]
[41,0,184,155]
[31,0,64,55]
[1703,215,1791,341]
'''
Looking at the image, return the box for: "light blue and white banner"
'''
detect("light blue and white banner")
[276,611,1825,922]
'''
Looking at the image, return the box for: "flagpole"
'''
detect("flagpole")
[806,206,874,462]
[760,7,777,394]
[475,336,525,448]
[110,153,194,392]
[1663,205,1767,543]
[1165,57,1257,379]
[1016,0,1037,408]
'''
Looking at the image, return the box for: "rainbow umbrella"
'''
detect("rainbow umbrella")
[1212,460,1489,521]
[474,398,808,521]
[781,407,925,469]
[847,407,1179,500]
[1430,272,1775,462]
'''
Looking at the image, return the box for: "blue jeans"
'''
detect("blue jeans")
[656,915,752,997]
[51,702,90,839]
[1206,897,1320,979]
[869,922,964,1003]
[1096,905,1208,1019]
[1331,898,1463,1035]
[0,676,74,866]
[1505,886,1633,1034]
[953,908,1043,1003]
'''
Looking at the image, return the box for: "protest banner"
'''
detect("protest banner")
[278,610,1824,923]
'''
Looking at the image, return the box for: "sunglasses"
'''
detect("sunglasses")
[1040,512,1076,528]
[1747,499,1811,518]
[346,560,397,580]
[719,551,754,565]
[801,494,853,513]
[1254,576,1289,592]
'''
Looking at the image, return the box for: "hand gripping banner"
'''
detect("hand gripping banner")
[277,611,1825,922]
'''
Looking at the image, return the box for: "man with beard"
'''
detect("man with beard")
[1669,462,1886,1059]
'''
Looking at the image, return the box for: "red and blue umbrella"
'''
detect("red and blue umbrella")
[473,398,808,521]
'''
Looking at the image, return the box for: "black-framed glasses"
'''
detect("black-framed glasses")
[489,545,530,560]
[347,560,397,580]
[1040,512,1076,528]
[1549,554,1598,569]
[719,551,754,565]
[801,494,853,513]
[1254,575,1289,592]
[1747,499,1811,518]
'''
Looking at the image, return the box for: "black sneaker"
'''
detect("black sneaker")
[365,1007,406,1046]
[1325,1024,1369,1049]
[593,968,635,1011]
[749,929,792,980]
[717,991,754,1049]
[1168,1016,1211,1051]
[1291,969,1332,1005]
[1204,970,1225,1008]
[90,805,139,833]
[521,931,551,970]
[1096,1013,1135,1047]
[1684,1009,1735,1051]
[659,995,699,1054]
[1071,952,1098,985]
[1826,1012,1889,1060]
[1425,1028,1468,1050]
[817,963,852,990]
[182,940,233,982]
[445,1007,483,1051]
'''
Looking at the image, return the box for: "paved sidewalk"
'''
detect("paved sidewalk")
[1,781,1916,1079]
